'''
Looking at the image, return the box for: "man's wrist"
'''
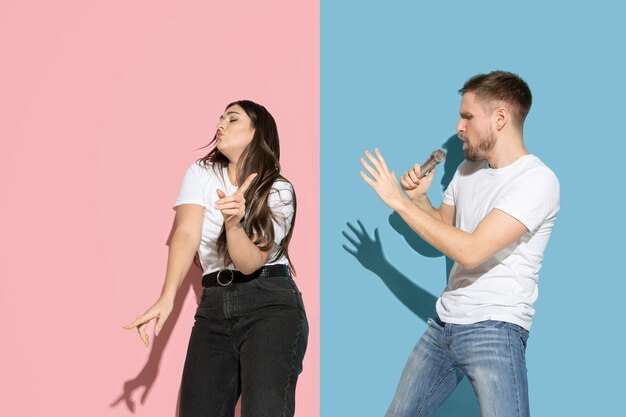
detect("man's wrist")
[393,197,414,215]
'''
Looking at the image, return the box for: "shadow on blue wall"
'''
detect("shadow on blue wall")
[343,134,480,417]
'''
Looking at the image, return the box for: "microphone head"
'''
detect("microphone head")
[432,149,446,163]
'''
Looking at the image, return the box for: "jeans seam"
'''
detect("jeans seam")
[220,370,239,417]
[414,366,457,417]
[507,326,522,417]
[280,298,305,417]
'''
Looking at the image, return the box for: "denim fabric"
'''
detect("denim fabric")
[179,275,308,417]
[386,318,530,417]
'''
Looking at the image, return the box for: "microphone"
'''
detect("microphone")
[418,149,446,179]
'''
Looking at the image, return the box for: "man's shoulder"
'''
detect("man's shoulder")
[516,155,559,184]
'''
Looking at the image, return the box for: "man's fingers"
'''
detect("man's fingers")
[408,165,420,184]
[360,157,379,180]
[364,150,384,174]
[360,170,376,187]
[237,173,258,195]
[374,148,390,173]
[400,175,416,190]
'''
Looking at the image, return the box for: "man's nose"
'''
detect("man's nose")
[456,119,464,133]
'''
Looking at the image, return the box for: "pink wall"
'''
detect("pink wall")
[0,1,319,416]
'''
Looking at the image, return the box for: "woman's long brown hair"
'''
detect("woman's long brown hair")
[198,100,297,274]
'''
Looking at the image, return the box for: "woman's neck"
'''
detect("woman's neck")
[227,161,240,186]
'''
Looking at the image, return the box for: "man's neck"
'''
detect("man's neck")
[486,133,528,169]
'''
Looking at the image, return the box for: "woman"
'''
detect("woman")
[125,100,308,417]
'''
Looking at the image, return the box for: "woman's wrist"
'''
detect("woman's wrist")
[224,219,244,232]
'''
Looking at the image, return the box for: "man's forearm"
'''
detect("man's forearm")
[412,194,443,221]
[395,198,476,269]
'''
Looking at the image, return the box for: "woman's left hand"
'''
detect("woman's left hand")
[215,173,257,227]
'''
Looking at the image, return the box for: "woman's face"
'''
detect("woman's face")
[215,104,255,162]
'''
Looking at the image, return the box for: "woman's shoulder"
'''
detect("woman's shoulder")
[271,177,294,193]
[185,160,221,179]
[268,177,295,208]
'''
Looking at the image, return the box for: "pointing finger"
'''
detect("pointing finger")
[237,173,258,195]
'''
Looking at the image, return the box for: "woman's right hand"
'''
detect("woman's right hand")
[124,296,174,347]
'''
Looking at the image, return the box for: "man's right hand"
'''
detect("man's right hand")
[400,163,436,203]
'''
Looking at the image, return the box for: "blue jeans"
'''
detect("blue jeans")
[179,275,308,417]
[386,318,530,417]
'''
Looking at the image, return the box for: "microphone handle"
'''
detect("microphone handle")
[417,149,446,179]
[418,158,438,179]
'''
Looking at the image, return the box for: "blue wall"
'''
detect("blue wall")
[321,1,626,415]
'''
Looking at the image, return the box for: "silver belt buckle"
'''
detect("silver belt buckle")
[217,269,234,286]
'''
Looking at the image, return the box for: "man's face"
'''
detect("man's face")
[456,92,496,162]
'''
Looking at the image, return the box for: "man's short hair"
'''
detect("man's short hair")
[459,71,532,129]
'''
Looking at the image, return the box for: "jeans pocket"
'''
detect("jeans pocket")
[475,319,508,330]
[252,276,296,293]
[510,324,529,350]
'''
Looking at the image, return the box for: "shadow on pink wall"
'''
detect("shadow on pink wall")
[110,223,243,415]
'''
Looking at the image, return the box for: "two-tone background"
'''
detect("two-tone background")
[2,1,625,416]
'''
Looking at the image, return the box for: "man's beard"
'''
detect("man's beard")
[463,130,496,162]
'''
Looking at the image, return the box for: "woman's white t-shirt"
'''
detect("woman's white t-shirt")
[174,162,294,275]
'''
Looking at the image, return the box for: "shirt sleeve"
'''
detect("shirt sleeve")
[174,163,208,208]
[268,180,295,244]
[495,167,560,233]
[443,166,461,206]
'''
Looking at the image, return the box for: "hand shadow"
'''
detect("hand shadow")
[342,135,480,417]
[111,221,203,414]
[342,220,436,321]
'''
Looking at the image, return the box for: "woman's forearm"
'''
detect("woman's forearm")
[224,222,270,274]
[160,229,201,300]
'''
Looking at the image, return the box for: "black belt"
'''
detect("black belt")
[202,264,290,287]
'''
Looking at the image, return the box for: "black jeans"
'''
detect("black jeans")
[179,275,308,417]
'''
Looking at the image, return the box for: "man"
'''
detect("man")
[360,71,559,417]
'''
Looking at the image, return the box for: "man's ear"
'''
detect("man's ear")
[495,107,509,131]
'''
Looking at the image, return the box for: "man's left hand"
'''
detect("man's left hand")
[360,148,407,211]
